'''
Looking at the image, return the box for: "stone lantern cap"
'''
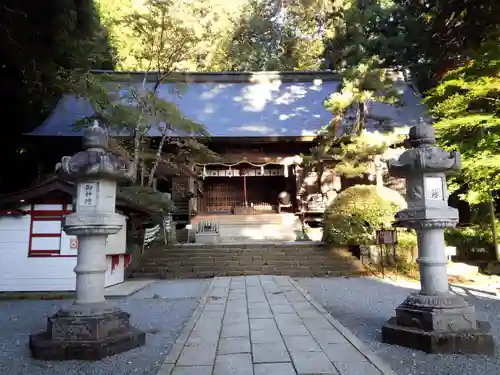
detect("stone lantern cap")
[386,122,461,229]
[56,121,136,182]
[387,122,462,178]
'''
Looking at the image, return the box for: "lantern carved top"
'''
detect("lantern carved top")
[387,122,461,178]
[56,121,136,182]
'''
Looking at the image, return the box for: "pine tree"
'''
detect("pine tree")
[317,0,404,182]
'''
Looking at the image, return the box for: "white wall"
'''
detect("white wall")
[0,214,77,291]
[105,255,125,287]
[0,208,127,292]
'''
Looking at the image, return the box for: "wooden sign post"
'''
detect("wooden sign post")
[375,229,398,278]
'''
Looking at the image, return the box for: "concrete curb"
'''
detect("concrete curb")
[449,283,499,297]
[289,278,398,375]
[156,278,217,375]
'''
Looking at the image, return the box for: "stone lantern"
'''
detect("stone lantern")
[381,122,495,354]
[29,121,145,360]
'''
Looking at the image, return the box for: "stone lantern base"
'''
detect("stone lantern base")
[29,304,146,360]
[381,293,495,355]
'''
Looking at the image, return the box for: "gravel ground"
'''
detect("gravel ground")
[297,276,500,375]
[0,279,210,375]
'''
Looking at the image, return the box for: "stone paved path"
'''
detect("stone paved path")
[158,276,395,375]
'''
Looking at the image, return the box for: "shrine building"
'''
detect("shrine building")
[24,70,427,241]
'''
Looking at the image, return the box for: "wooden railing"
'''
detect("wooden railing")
[196,220,220,234]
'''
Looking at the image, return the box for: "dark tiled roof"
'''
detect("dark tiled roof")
[27,71,428,138]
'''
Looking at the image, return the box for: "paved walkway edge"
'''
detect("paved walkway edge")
[156,278,217,375]
[105,279,157,298]
[289,278,398,375]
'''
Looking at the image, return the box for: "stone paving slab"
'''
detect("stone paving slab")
[157,276,397,375]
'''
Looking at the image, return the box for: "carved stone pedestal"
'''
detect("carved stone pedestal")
[382,293,494,355]
[29,303,146,360]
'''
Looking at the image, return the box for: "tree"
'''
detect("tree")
[425,36,500,257]
[314,0,404,185]
[0,0,116,193]
[327,130,402,179]
[67,0,217,190]
[381,0,500,93]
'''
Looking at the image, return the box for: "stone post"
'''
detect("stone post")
[29,122,145,360]
[381,122,494,355]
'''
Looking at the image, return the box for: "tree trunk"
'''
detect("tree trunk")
[148,129,169,187]
[357,101,366,135]
[488,193,500,261]
[374,154,383,190]
[131,129,141,183]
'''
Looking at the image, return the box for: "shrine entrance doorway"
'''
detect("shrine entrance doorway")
[201,165,297,214]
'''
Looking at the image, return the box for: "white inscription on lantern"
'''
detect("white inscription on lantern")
[79,183,97,207]
[425,177,444,200]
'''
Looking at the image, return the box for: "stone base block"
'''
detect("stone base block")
[195,233,220,244]
[395,304,477,332]
[30,326,145,360]
[29,305,145,360]
[381,317,495,355]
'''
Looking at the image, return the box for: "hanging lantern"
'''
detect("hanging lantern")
[202,165,207,180]
[284,164,288,178]
[260,165,264,175]
[228,165,232,178]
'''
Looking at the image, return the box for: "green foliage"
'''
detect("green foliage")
[323,185,399,245]
[206,0,326,71]
[383,0,500,93]
[312,1,406,183]
[328,130,403,177]
[95,0,333,72]
[396,230,418,262]
[446,226,493,251]
[64,1,216,189]
[119,185,174,216]
[0,0,116,193]
[425,38,500,205]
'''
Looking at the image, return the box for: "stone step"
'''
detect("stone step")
[132,268,363,279]
[140,251,353,260]
[192,213,299,225]
[138,258,355,267]
[132,243,364,279]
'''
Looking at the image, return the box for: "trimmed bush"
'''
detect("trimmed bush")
[323,185,399,246]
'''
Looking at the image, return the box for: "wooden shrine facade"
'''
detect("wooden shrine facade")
[24,70,428,228]
[165,138,343,218]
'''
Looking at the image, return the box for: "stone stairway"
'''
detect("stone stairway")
[191,213,302,243]
[130,243,365,279]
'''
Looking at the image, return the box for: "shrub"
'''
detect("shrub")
[323,185,400,246]
[396,230,418,261]
[445,221,500,261]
